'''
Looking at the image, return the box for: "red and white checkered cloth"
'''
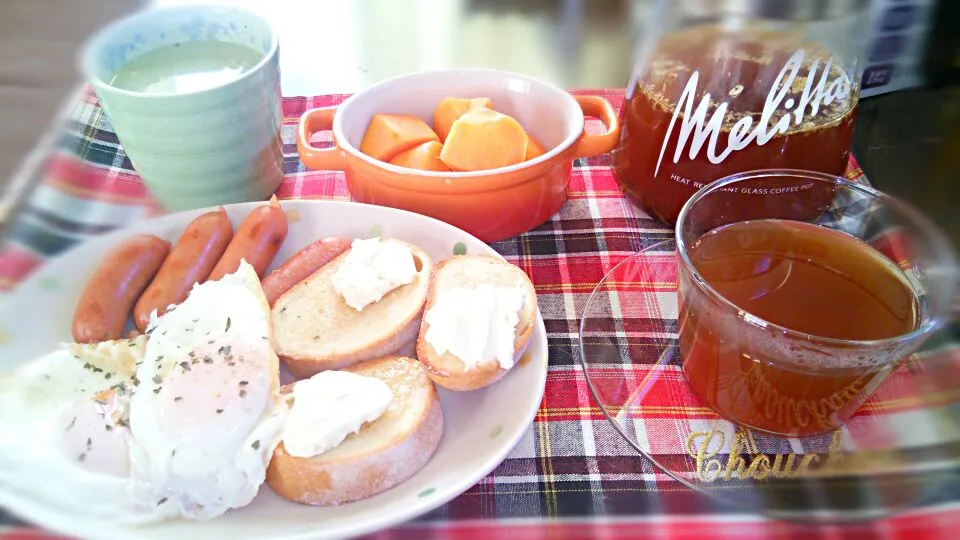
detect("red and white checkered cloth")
[1,88,959,539]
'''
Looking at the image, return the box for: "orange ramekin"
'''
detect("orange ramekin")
[296,69,620,243]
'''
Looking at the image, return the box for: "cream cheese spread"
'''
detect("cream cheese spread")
[281,371,394,458]
[330,237,417,311]
[423,283,526,370]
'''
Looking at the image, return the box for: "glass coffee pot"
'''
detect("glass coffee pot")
[614,0,870,225]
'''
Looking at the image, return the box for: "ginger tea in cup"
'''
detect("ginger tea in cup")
[675,170,958,437]
[80,5,283,211]
[107,40,263,94]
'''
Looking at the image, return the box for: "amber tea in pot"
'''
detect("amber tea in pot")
[615,2,868,225]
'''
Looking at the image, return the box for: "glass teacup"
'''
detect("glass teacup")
[675,170,959,437]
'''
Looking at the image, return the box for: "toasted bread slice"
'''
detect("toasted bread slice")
[265,355,443,506]
[272,239,433,379]
[416,255,537,391]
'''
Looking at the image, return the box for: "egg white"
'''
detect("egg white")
[0,344,135,519]
[128,260,289,521]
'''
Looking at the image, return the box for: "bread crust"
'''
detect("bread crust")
[415,255,537,392]
[265,355,444,506]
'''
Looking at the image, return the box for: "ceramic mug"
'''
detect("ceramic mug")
[296,69,620,243]
[80,5,283,211]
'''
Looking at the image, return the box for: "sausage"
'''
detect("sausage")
[207,196,288,281]
[261,237,351,305]
[72,234,171,344]
[132,208,234,332]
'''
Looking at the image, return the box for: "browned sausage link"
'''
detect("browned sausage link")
[72,234,171,344]
[207,197,288,281]
[262,237,351,305]
[133,208,235,332]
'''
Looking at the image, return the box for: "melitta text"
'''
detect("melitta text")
[655,49,852,177]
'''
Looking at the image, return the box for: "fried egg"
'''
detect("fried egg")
[128,260,288,520]
[0,337,142,518]
[0,260,290,523]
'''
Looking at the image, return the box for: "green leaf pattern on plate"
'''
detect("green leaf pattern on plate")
[38,276,59,291]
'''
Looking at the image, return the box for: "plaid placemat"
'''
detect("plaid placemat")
[1,88,959,539]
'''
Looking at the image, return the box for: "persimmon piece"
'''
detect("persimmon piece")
[360,114,439,162]
[525,136,546,161]
[439,108,530,172]
[389,140,450,171]
[434,97,493,142]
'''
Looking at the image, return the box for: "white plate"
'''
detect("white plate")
[0,200,548,540]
